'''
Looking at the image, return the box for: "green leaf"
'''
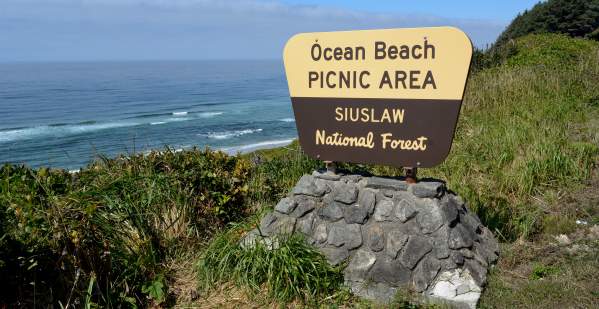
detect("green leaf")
[141,275,166,304]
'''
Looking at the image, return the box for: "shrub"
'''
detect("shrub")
[0,148,251,307]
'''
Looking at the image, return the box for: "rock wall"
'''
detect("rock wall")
[242,170,499,308]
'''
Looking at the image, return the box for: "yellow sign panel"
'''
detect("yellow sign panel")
[283,27,472,100]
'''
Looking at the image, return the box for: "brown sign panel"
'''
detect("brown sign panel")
[283,27,473,168]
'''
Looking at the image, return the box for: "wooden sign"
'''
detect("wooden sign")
[283,27,472,167]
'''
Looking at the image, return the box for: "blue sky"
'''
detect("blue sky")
[0,0,541,62]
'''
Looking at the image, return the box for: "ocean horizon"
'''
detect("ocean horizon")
[0,60,298,170]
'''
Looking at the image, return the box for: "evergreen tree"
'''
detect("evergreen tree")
[496,0,599,45]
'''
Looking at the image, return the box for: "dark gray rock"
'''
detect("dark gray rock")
[321,246,349,265]
[345,223,363,249]
[365,177,408,191]
[293,174,326,197]
[357,189,376,214]
[315,178,333,194]
[274,197,297,214]
[460,248,474,259]
[367,225,385,252]
[346,281,397,303]
[395,197,418,223]
[399,235,433,269]
[373,199,394,222]
[386,230,409,259]
[313,222,328,244]
[327,224,347,247]
[382,189,395,198]
[261,214,296,236]
[343,174,363,183]
[431,226,450,259]
[451,251,465,265]
[328,222,362,249]
[319,202,344,221]
[461,211,483,232]
[478,227,500,259]
[449,224,474,249]
[409,181,445,198]
[291,197,316,218]
[465,259,487,286]
[439,257,459,271]
[416,199,444,234]
[259,212,278,232]
[440,196,459,223]
[412,256,441,292]
[297,212,315,235]
[312,170,341,181]
[332,182,359,204]
[344,204,370,224]
[369,256,412,286]
[397,217,423,236]
[344,249,377,281]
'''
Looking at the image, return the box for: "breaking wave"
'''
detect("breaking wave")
[0,121,138,143]
[222,139,294,154]
[200,128,263,140]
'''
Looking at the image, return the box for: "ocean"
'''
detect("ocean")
[0,60,297,170]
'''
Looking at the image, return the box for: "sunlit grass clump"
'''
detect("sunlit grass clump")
[196,227,343,303]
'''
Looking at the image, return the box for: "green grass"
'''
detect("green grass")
[196,225,343,304]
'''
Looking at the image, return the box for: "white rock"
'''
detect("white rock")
[453,291,481,309]
[431,281,456,298]
[436,270,455,282]
[428,269,483,307]
[455,283,471,295]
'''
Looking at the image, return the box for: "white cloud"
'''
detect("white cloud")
[0,0,506,61]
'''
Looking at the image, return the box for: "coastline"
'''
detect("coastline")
[66,138,297,173]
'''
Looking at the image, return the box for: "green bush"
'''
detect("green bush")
[0,148,251,307]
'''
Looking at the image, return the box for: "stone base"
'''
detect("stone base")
[243,170,499,308]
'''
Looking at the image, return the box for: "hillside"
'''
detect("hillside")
[1,34,599,308]
[495,0,599,45]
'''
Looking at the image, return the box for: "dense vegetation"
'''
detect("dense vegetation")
[496,0,599,45]
[0,150,251,307]
[1,33,598,307]
[472,0,599,73]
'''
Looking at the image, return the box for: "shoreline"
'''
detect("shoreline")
[65,138,296,173]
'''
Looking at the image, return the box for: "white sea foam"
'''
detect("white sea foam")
[202,128,263,140]
[172,111,188,116]
[0,122,137,143]
[150,121,167,125]
[279,118,295,122]
[198,112,223,118]
[222,139,294,154]
[165,117,191,122]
